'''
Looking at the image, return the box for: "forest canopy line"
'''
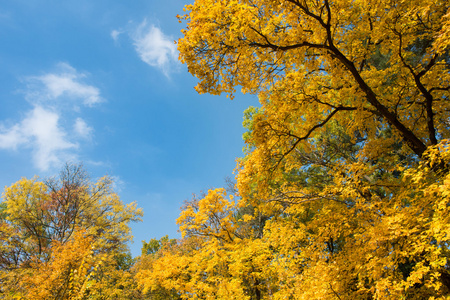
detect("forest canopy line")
[1,0,450,299]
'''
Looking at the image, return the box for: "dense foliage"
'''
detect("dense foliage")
[136,0,450,299]
[0,164,143,299]
[2,0,450,299]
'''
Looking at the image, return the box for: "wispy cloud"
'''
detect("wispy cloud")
[110,175,125,192]
[25,62,103,107]
[0,107,77,171]
[110,29,122,43]
[0,124,27,150]
[73,117,93,139]
[25,107,76,170]
[131,20,179,77]
[0,63,102,171]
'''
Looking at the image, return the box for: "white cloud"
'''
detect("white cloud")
[73,118,93,139]
[132,21,179,77]
[111,29,122,42]
[24,107,77,171]
[110,175,125,192]
[0,123,27,150]
[0,63,103,171]
[0,106,77,171]
[26,62,103,107]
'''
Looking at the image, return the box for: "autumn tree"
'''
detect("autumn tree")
[135,236,183,300]
[136,188,279,300]
[137,189,240,299]
[174,0,450,299]
[0,163,143,299]
[178,0,449,158]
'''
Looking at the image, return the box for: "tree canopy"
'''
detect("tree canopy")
[178,0,450,158]
[134,0,450,299]
[0,164,143,299]
[1,0,450,299]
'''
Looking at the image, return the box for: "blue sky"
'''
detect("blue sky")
[0,0,257,256]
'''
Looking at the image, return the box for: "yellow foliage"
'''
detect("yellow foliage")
[0,164,143,299]
[140,0,450,298]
